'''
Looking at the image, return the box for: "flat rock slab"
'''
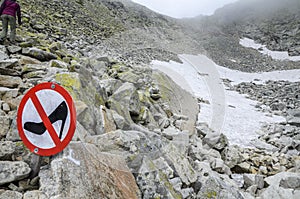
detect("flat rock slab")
[0,161,31,185]
[39,142,140,199]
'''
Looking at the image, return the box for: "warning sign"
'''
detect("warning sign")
[17,82,76,156]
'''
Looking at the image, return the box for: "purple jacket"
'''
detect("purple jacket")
[0,0,21,24]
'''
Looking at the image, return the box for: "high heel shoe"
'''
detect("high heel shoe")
[24,101,68,139]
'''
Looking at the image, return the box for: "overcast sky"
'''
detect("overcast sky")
[131,0,239,18]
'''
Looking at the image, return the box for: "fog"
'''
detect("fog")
[131,0,239,18]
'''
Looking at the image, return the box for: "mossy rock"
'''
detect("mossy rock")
[55,73,81,99]
[205,190,217,199]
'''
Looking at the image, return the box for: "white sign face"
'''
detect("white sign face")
[17,82,76,156]
[22,89,71,149]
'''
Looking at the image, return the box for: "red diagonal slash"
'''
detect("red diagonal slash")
[30,92,62,147]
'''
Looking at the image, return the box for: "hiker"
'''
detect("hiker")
[0,0,21,44]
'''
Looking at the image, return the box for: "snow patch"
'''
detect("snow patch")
[240,38,300,61]
[218,65,300,85]
[151,54,291,147]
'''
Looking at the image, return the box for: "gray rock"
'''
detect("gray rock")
[39,142,140,199]
[149,86,161,100]
[0,141,16,160]
[250,139,279,152]
[6,118,21,141]
[164,143,197,185]
[6,95,22,111]
[203,133,228,151]
[22,47,57,61]
[23,190,48,199]
[49,60,68,69]
[246,185,258,196]
[181,188,194,199]
[232,162,251,173]
[136,157,180,199]
[0,87,18,100]
[0,190,22,199]
[259,172,300,199]
[2,102,10,112]
[231,174,244,188]
[23,70,47,79]
[0,51,8,62]
[74,100,88,118]
[197,176,244,199]
[0,59,19,76]
[0,75,22,88]
[111,110,126,129]
[169,177,182,192]
[99,79,122,96]
[287,109,300,126]
[279,176,300,189]
[210,158,232,175]
[0,116,11,138]
[109,82,141,128]
[72,121,90,142]
[0,161,31,185]
[6,46,22,54]
[243,174,265,189]
[21,63,47,74]
[18,55,42,65]
[221,145,243,169]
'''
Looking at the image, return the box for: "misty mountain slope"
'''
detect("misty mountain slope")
[180,0,300,72]
[213,0,300,56]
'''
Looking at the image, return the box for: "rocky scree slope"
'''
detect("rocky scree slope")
[19,0,203,64]
[0,0,300,198]
[0,26,201,198]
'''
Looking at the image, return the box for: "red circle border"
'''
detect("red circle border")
[17,82,76,156]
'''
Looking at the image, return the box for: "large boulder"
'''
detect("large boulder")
[55,72,106,135]
[39,142,140,199]
[109,82,141,129]
[152,71,199,134]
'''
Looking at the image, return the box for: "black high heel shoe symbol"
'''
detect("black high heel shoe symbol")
[24,101,68,139]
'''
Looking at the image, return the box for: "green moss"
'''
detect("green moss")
[205,191,217,199]
[26,72,39,78]
[95,92,105,106]
[22,65,29,73]
[19,42,33,48]
[111,63,127,72]
[159,171,182,199]
[55,73,81,99]
[15,141,25,148]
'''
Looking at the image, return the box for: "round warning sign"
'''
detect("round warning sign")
[17,82,76,156]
